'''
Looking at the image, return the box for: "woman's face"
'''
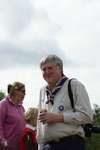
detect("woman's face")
[13,88,25,103]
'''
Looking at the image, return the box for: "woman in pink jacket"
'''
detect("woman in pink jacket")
[0,82,26,150]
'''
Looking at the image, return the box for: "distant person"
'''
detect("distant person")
[20,107,38,150]
[0,82,26,150]
[37,54,93,150]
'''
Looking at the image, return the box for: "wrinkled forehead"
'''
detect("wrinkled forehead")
[40,60,62,69]
[41,62,59,70]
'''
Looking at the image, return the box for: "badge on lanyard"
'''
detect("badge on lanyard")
[58,105,64,111]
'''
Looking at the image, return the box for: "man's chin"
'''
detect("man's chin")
[47,81,56,88]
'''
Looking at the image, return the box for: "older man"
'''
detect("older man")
[37,54,93,150]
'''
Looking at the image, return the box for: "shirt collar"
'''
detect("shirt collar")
[7,95,22,106]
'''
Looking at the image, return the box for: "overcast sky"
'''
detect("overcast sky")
[0,0,100,110]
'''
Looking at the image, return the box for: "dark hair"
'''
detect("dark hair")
[8,84,12,94]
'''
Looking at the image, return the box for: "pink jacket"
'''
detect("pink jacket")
[0,96,25,150]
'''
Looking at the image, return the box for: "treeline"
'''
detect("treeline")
[0,91,5,100]
[86,104,100,150]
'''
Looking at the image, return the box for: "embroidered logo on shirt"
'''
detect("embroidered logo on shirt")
[58,105,64,111]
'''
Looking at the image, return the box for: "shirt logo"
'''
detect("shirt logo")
[58,105,64,111]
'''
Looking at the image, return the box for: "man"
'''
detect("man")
[37,54,93,150]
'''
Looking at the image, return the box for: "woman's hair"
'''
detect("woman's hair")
[7,82,25,95]
[25,107,38,126]
[40,54,63,70]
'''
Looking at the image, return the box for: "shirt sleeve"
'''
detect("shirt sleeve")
[63,79,93,125]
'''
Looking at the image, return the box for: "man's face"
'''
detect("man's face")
[41,62,62,87]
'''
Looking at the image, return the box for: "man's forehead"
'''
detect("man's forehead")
[42,62,57,68]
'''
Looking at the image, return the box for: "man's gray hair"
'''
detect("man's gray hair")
[40,54,63,70]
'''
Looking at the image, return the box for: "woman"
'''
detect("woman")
[0,82,26,150]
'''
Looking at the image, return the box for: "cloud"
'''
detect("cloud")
[0,0,100,108]
[0,0,33,36]
[0,0,100,70]
[28,0,100,69]
[0,40,72,70]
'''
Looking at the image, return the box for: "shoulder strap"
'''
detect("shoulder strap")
[68,79,75,112]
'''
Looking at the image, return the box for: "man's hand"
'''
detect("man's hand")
[38,111,64,124]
